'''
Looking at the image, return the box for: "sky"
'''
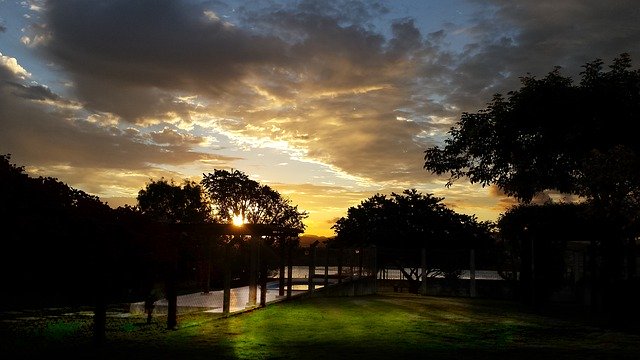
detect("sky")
[1,0,639,237]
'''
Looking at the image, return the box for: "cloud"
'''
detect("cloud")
[40,0,288,122]
[6,0,639,234]
[148,127,206,146]
[0,59,239,175]
[443,0,640,113]
[0,52,31,79]
[6,81,60,101]
[36,1,444,183]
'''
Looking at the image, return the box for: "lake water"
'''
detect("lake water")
[271,266,504,281]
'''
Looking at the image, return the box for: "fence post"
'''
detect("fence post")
[324,245,329,287]
[337,249,343,284]
[470,248,476,298]
[309,240,319,293]
[358,248,363,278]
[286,240,293,299]
[373,246,378,294]
[421,248,427,296]
[350,250,355,280]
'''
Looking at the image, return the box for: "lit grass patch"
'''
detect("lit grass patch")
[223,296,536,357]
[45,320,84,340]
[2,294,640,359]
[121,322,136,332]
[217,295,640,359]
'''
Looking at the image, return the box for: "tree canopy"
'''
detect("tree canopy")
[423,54,640,309]
[331,189,494,250]
[201,169,307,232]
[0,154,136,309]
[424,53,640,206]
[331,189,495,289]
[496,202,596,299]
[137,178,210,224]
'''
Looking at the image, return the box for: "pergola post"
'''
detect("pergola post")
[279,236,286,297]
[259,239,267,307]
[203,239,212,294]
[166,262,178,330]
[162,223,301,317]
[93,280,107,345]
[247,235,259,308]
[223,239,231,314]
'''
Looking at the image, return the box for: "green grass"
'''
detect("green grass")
[2,294,639,359]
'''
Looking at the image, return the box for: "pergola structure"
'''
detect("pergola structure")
[173,222,303,237]
[165,223,303,328]
[92,222,302,343]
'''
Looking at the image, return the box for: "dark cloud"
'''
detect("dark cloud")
[68,73,199,123]
[242,0,389,31]
[39,0,420,122]
[46,0,287,82]
[7,81,60,101]
[388,18,423,54]
[148,127,205,146]
[0,64,238,171]
[444,0,640,113]
[249,6,393,91]
[42,0,288,121]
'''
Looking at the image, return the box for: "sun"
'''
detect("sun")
[232,213,245,226]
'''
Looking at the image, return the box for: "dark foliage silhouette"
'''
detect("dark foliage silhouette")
[137,178,211,224]
[331,189,496,292]
[201,168,307,232]
[424,53,640,206]
[424,54,640,321]
[0,154,142,310]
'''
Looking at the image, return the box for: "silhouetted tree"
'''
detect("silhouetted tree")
[424,53,640,315]
[201,169,307,232]
[136,178,212,329]
[497,202,600,305]
[137,178,211,224]
[424,53,640,208]
[331,189,495,292]
[0,154,142,343]
[0,154,119,309]
[201,169,307,299]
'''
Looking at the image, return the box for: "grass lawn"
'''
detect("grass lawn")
[2,293,639,359]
